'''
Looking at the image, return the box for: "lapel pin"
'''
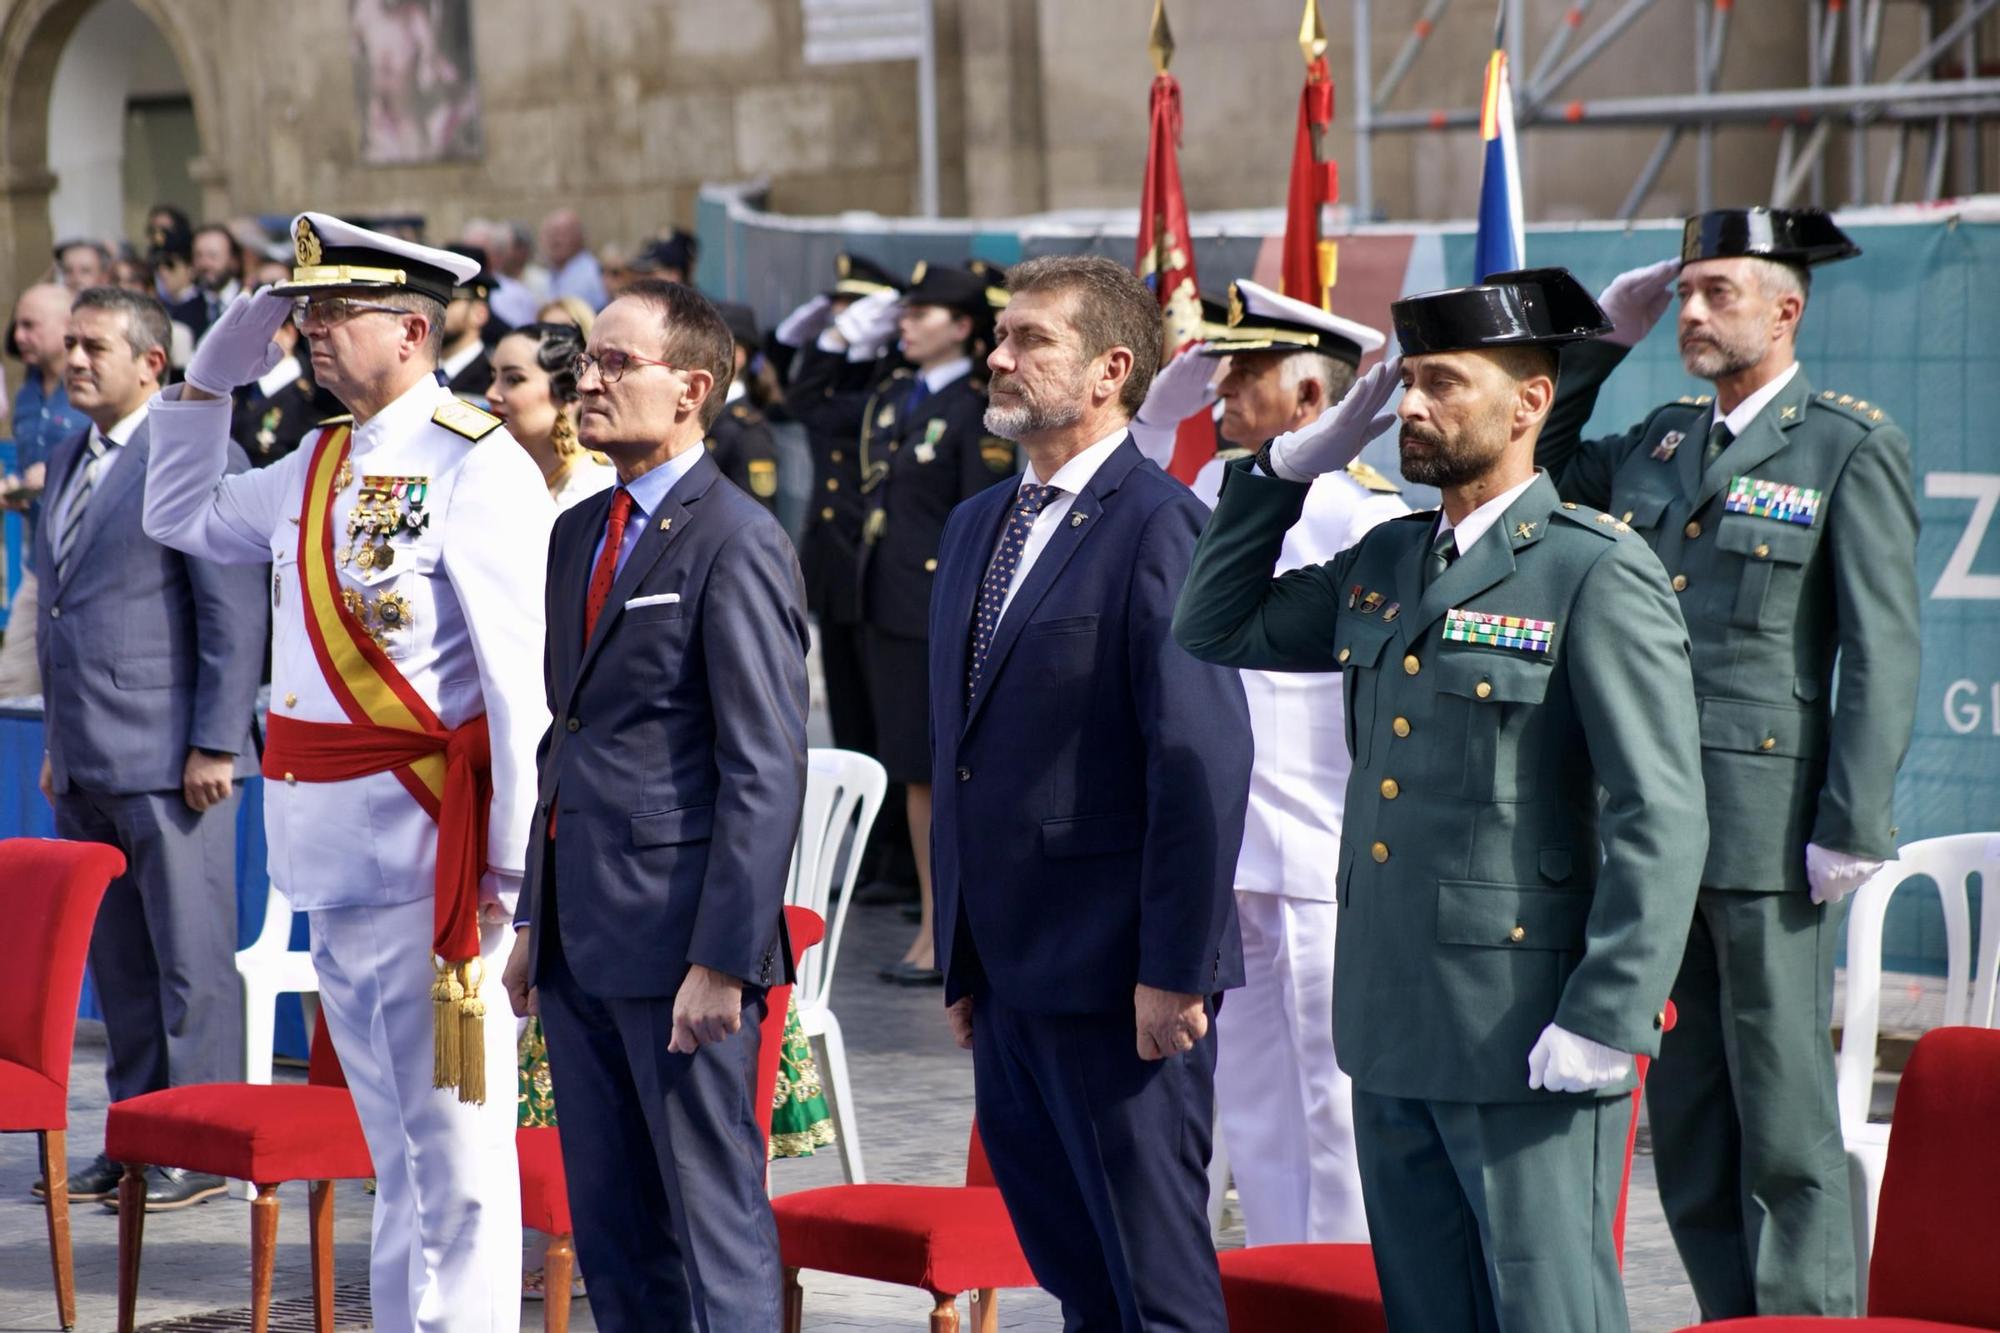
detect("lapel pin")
[659,517,672,532]
[1070,512,1086,528]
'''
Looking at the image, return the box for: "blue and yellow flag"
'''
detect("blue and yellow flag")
[1473,46,1524,281]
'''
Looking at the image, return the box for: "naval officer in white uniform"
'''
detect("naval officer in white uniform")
[1133,279,1407,1245]
[142,213,552,1333]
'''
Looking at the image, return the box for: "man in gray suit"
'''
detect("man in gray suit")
[34,287,265,1211]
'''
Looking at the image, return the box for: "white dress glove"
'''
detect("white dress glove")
[1527,1022,1633,1094]
[831,288,903,362]
[1129,348,1219,468]
[184,287,295,398]
[1268,357,1401,483]
[774,294,833,349]
[1805,843,1885,907]
[1597,258,1681,349]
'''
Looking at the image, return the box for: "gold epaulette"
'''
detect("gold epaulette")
[1344,459,1402,494]
[316,412,354,426]
[1213,447,1254,464]
[431,398,503,441]
[1814,389,1890,425]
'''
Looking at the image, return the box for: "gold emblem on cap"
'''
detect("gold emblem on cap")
[1227,284,1245,327]
[836,254,851,278]
[910,260,928,284]
[295,218,322,267]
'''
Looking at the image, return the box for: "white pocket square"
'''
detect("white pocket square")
[625,592,681,610]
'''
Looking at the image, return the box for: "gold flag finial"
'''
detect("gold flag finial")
[1148,0,1175,75]
[1299,0,1328,63]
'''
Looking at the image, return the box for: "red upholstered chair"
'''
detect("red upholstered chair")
[774,1121,1037,1333]
[1681,1026,2000,1333]
[1220,1002,1678,1331]
[107,1014,373,1333]
[0,837,127,1331]
[519,903,824,1333]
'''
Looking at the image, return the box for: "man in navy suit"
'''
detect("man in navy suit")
[929,255,1252,1330]
[502,279,808,1333]
[35,286,265,1209]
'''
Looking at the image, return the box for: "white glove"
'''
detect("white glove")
[774,294,833,348]
[1597,258,1681,349]
[1806,843,1885,907]
[185,287,294,397]
[1136,348,1220,432]
[1268,357,1401,483]
[831,288,902,361]
[1527,1022,1633,1093]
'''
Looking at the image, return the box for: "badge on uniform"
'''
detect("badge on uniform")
[914,418,945,464]
[1359,590,1385,614]
[1725,475,1821,526]
[1442,608,1554,654]
[1651,430,1684,461]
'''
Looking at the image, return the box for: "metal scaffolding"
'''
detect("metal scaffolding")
[1349,0,2000,220]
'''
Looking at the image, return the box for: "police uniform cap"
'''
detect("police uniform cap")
[902,262,993,321]
[633,230,698,275]
[1391,266,1610,356]
[275,211,479,304]
[1681,207,1860,267]
[1199,278,1385,366]
[714,300,762,350]
[830,252,900,300]
[445,243,495,302]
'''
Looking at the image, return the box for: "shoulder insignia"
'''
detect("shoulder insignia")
[316,412,354,426]
[730,401,763,423]
[1695,395,1712,406]
[1677,395,1695,405]
[431,398,502,441]
[1213,447,1253,464]
[747,458,778,498]
[980,437,1017,473]
[1343,458,1402,494]
[1553,503,1620,539]
[1813,389,1893,428]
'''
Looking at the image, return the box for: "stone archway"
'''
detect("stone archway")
[0,0,228,294]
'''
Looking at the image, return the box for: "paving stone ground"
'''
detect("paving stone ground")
[0,887,1927,1331]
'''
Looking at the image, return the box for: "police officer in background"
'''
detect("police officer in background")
[439,247,498,401]
[1539,209,1920,1319]
[708,301,782,516]
[860,262,1014,985]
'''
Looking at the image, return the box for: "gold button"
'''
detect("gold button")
[1754,543,1770,559]
[1684,520,1702,539]
[1392,716,1411,738]
[283,693,298,708]
[1759,736,1777,751]
[1475,680,1493,700]
[1671,574,1689,592]
[820,507,835,520]
[1508,925,1526,943]
[825,478,839,491]
[1621,510,1634,523]
[1402,654,1420,676]
[923,558,937,572]
[284,772,297,785]
[1654,1009,1668,1030]
[1370,842,1389,864]
[1337,647,1351,664]
[1561,502,1577,510]
[830,450,844,462]
[1380,778,1399,799]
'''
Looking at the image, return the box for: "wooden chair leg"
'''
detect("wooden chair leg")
[928,1290,961,1333]
[543,1232,574,1333]
[39,1130,75,1331]
[117,1164,148,1333]
[250,1183,280,1333]
[969,1287,999,1333]
[308,1180,335,1333]
[782,1266,805,1333]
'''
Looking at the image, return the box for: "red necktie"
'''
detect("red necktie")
[584,488,635,644]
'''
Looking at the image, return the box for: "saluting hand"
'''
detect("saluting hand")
[1135,984,1208,1061]
[182,286,294,400]
[1267,357,1401,483]
[1597,257,1681,349]
[670,964,747,1054]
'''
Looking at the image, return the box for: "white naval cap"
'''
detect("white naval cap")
[1198,278,1387,366]
[274,212,481,304]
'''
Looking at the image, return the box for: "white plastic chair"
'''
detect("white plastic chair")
[783,747,888,1184]
[235,879,318,1087]
[1836,831,2000,1306]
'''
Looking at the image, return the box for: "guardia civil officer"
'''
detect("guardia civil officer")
[1175,268,1707,1332]
[860,262,1015,984]
[142,213,552,1333]
[708,301,783,515]
[1539,209,1920,1319]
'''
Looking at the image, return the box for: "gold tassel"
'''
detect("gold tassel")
[456,958,486,1105]
[431,960,463,1091]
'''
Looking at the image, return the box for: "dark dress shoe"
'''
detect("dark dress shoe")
[899,904,923,923]
[103,1167,227,1212]
[884,961,945,987]
[31,1153,122,1201]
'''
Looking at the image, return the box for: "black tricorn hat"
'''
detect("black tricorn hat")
[1681,207,1860,267]
[828,252,899,300]
[1392,267,1610,356]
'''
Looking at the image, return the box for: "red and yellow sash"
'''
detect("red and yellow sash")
[261,424,492,1103]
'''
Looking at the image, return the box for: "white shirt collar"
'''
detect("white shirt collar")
[1025,426,1128,495]
[352,374,448,457]
[1719,360,1800,437]
[1435,469,1541,557]
[440,340,486,381]
[256,354,303,399]
[96,402,150,448]
[920,357,972,396]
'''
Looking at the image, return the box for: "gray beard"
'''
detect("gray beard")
[984,395,1082,441]
[1680,332,1763,381]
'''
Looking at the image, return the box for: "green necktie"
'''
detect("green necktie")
[1424,525,1457,588]
[1704,419,1733,466]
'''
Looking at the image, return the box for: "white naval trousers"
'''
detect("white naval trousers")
[309,895,521,1333]
[1215,891,1369,1245]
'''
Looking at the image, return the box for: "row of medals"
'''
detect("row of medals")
[336,465,423,647]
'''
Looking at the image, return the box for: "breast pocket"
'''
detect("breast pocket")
[1435,650,1554,801]
[1019,614,1098,683]
[1334,619,1397,766]
[1716,516,1817,631]
[1617,491,1674,536]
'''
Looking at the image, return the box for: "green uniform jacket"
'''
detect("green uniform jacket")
[1175,464,1707,1103]
[1541,341,1919,893]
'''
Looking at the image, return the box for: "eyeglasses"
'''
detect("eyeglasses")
[291,297,410,330]
[569,348,680,386]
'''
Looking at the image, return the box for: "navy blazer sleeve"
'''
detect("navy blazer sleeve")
[185,442,268,758]
[1128,493,1253,995]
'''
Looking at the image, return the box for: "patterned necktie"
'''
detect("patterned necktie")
[54,435,109,582]
[1705,419,1734,465]
[1423,525,1457,589]
[966,483,1060,705]
[584,487,636,643]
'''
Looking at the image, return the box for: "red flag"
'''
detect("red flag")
[1282,55,1339,306]
[1135,69,1214,483]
